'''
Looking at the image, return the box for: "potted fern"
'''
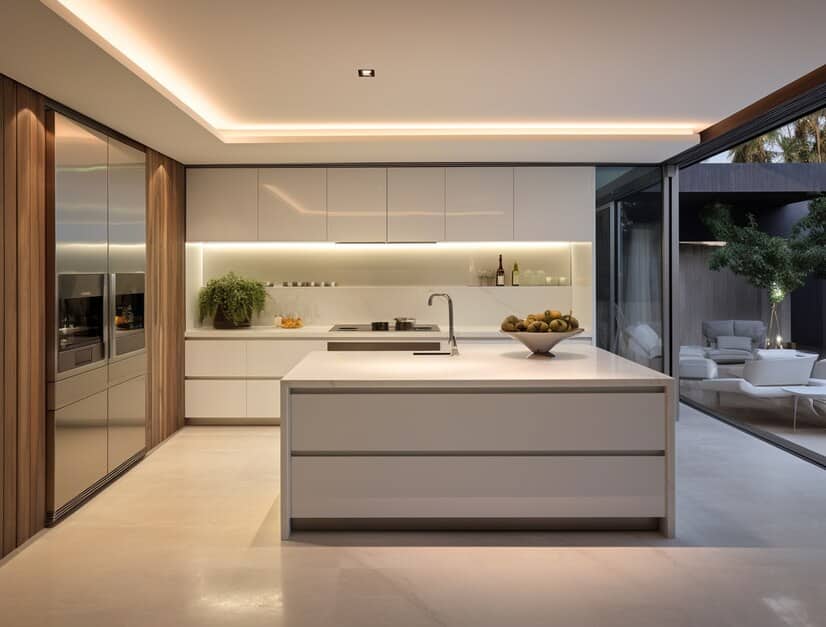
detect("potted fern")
[198,272,267,329]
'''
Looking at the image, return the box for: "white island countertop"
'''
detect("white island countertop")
[281,341,671,389]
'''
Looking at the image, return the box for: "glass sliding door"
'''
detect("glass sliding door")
[595,167,666,371]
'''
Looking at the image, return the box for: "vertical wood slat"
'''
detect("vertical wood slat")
[16,85,46,537]
[0,76,46,557]
[12,84,46,545]
[146,150,185,449]
[1,76,19,557]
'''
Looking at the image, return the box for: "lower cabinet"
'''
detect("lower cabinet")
[184,338,324,422]
[246,380,281,418]
[184,379,281,420]
[185,380,246,419]
[108,374,147,471]
[52,390,108,511]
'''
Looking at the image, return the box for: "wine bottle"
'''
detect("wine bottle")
[511,262,520,286]
[496,254,505,286]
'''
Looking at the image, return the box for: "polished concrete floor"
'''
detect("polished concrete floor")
[2,405,826,626]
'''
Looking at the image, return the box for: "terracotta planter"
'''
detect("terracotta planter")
[212,306,251,329]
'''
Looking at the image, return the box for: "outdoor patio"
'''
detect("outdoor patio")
[681,362,826,458]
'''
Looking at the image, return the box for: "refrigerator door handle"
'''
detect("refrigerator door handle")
[107,272,115,360]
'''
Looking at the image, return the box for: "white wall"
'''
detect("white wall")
[187,242,593,332]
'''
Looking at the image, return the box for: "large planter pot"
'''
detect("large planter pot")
[213,306,251,329]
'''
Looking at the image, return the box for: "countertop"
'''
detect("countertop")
[186,325,593,341]
[280,341,672,388]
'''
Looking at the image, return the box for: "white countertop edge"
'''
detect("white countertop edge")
[185,325,592,341]
[281,378,672,389]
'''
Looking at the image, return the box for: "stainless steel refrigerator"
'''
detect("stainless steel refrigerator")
[46,112,147,523]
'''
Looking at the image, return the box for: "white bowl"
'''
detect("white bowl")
[502,328,584,356]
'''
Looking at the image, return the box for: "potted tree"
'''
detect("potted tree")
[198,272,268,329]
[702,198,826,347]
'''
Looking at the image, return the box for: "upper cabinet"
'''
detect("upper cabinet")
[186,168,258,241]
[445,167,514,241]
[183,166,596,244]
[387,168,445,242]
[259,168,327,241]
[514,167,595,242]
[326,168,387,242]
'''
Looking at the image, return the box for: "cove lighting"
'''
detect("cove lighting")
[42,0,703,144]
[195,241,576,251]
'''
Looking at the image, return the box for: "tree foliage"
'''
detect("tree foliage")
[729,108,825,164]
[701,197,826,302]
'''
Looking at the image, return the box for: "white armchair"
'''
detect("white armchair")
[700,352,818,399]
[811,360,826,386]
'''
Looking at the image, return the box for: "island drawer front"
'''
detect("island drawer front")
[290,392,666,452]
[291,456,666,518]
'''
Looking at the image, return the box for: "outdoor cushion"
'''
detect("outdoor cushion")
[733,320,767,346]
[717,336,753,352]
[702,320,734,346]
[627,323,661,358]
[707,348,755,364]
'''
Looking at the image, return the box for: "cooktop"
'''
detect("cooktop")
[330,323,440,332]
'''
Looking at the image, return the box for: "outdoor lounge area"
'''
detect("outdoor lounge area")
[677,116,826,462]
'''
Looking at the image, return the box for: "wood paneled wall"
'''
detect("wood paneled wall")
[146,149,186,449]
[0,76,47,558]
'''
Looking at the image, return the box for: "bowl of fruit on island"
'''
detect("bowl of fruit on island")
[500,310,583,356]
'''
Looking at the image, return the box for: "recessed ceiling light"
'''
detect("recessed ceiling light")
[357,68,375,78]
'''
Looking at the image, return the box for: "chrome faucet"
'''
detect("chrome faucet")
[428,293,459,356]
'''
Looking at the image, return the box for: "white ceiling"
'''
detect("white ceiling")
[1,0,824,164]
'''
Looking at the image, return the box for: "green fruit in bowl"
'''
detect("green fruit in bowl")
[537,321,549,332]
[516,320,528,331]
[549,319,568,332]
[567,316,579,330]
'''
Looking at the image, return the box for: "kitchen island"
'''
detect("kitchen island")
[280,342,676,538]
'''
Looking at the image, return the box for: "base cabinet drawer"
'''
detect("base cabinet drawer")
[291,392,666,452]
[246,380,281,418]
[185,380,245,418]
[245,340,325,377]
[291,456,665,518]
[185,341,245,377]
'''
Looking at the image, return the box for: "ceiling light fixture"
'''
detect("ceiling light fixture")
[357,68,375,78]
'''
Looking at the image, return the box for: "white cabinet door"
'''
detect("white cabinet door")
[245,340,326,377]
[185,380,246,418]
[514,167,595,241]
[326,168,387,242]
[185,340,246,377]
[186,168,258,241]
[246,380,281,418]
[445,167,513,241]
[387,168,445,242]
[258,168,326,241]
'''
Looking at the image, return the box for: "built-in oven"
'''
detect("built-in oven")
[57,273,106,373]
[111,272,145,358]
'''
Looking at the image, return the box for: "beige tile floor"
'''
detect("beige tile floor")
[2,405,826,627]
